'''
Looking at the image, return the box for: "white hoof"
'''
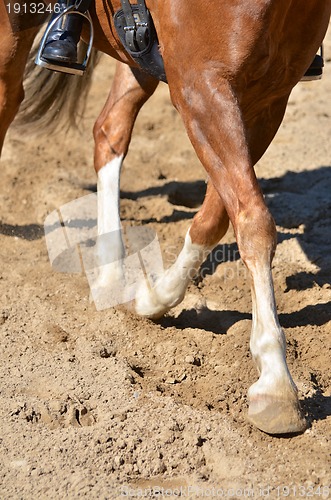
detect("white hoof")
[135,278,184,319]
[247,379,306,434]
[88,265,126,310]
[135,280,170,319]
[247,396,307,435]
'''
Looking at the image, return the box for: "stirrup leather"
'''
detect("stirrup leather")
[35,6,94,76]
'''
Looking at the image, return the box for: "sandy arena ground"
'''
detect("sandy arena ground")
[0,26,330,500]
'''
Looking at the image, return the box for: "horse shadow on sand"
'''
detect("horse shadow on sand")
[300,373,331,429]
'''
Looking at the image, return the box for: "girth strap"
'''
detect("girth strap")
[136,0,149,51]
[120,0,149,52]
[120,0,136,26]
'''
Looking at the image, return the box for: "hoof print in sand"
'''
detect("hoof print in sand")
[13,398,96,429]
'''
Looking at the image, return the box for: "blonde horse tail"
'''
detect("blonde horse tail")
[16,40,101,132]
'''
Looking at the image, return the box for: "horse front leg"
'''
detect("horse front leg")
[90,62,159,308]
[167,73,306,435]
[135,181,229,317]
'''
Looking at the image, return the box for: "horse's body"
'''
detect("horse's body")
[1,0,330,435]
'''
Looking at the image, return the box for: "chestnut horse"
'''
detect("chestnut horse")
[1,0,330,435]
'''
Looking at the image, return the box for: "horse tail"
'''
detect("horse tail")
[16,40,101,132]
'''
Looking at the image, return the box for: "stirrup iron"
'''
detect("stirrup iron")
[35,6,94,76]
[301,45,324,82]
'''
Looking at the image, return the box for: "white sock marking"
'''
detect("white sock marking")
[89,156,125,306]
[136,229,212,317]
[249,266,297,401]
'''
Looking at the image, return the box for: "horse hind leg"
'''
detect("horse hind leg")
[90,62,159,308]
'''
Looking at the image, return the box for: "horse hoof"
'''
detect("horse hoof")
[135,281,169,319]
[248,397,307,435]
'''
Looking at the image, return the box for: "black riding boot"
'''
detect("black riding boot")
[41,0,84,65]
[302,53,324,81]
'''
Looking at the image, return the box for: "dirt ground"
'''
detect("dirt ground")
[0,26,330,500]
